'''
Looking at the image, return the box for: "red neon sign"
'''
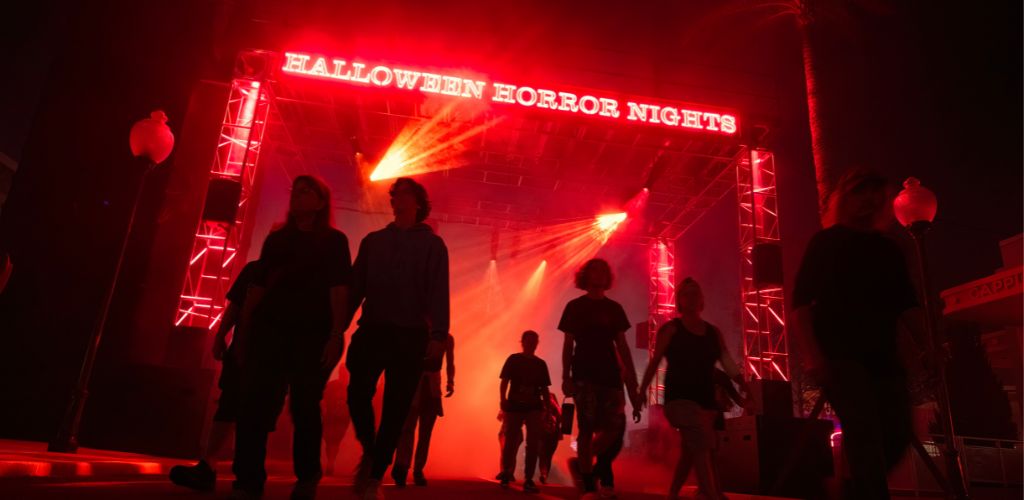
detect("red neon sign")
[280,52,738,136]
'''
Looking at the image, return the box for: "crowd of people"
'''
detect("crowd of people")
[167,168,925,500]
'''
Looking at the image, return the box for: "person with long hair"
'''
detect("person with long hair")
[229,175,352,500]
[346,177,450,500]
[792,168,922,499]
[639,278,747,500]
[559,258,643,499]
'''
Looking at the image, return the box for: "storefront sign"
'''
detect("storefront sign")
[280,52,738,136]
[942,266,1024,315]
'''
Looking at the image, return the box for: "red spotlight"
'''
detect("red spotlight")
[624,188,650,216]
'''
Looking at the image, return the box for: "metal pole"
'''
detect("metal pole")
[908,221,970,500]
[49,162,154,453]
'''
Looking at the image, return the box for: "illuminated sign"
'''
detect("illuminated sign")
[942,266,1023,315]
[280,52,738,136]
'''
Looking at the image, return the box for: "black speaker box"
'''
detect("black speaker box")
[752,242,784,288]
[202,178,242,223]
[718,415,834,498]
[748,379,794,417]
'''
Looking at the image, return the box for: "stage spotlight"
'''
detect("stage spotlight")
[595,212,627,243]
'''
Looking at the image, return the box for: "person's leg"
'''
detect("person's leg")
[591,386,626,489]
[501,411,527,479]
[369,329,427,480]
[203,421,235,466]
[232,350,289,495]
[346,328,385,460]
[523,410,543,481]
[395,377,426,479]
[538,433,557,481]
[665,400,699,498]
[413,408,439,474]
[825,361,890,500]
[877,374,913,475]
[574,383,598,491]
[288,349,329,484]
[689,408,721,498]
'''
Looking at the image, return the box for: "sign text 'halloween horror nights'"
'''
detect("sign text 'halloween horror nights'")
[280,52,738,136]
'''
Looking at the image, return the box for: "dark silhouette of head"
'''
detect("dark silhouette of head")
[675,277,704,315]
[575,258,613,292]
[521,330,539,355]
[826,167,893,231]
[286,175,333,230]
[389,177,431,223]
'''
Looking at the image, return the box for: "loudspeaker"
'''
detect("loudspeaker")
[202,178,242,223]
[752,242,784,288]
[80,362,216,458]
[748,379,793,417]
[718,415,834,498]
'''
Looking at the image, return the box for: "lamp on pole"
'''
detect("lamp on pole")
[893,177,970,499]
[49,111,174,453]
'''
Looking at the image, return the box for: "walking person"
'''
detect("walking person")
[639,277,747,500]
[170,260,261,492]
[322,370,351,477]
[499,330,552,494]
[559,258,643,499]
[538,391,563,485]
[229,175,352,500]
[391,333,455,487]
[792,168,922,499]
[346,177,450,500]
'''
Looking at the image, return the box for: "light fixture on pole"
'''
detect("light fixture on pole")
[893,177,970,500]
[49,111,174,453]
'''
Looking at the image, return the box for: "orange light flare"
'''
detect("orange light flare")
[594,212,627,243]
[367,99,503,182]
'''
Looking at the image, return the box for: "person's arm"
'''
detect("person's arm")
[445,335,456,397]
[561,332,575,397]
[322,233,354,371]
[614,329,640,397]
[716,329,748,394]
[212,300,240,361]
[500,378,509,407]
[425,239,450,359]
[791,232,827,379]
[233,285,266,364]
[347,237,369,326]
[639,322,675,396]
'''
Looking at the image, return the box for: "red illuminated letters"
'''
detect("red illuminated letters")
[281,52,739,136]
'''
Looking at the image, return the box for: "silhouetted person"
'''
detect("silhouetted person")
[640,277,747,500]
[392,333,455,487]
[792,168,922,500]
[538,391,563,484]
[170,260,261,492]
[230,175,352,500]
[498,330,551,494]
[346,177,449,500]
[322,371,350,477]
[559,258,643,499]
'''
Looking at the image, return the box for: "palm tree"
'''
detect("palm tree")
[690,0,890,223]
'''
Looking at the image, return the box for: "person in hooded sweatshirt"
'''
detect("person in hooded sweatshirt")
[346,177,450,500]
